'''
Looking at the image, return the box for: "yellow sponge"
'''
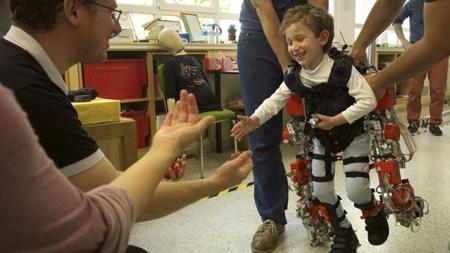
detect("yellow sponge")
[72,98,121,125]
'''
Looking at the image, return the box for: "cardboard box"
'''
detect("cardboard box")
[72,98,121,125]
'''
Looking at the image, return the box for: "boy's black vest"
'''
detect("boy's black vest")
[283,47,365,154]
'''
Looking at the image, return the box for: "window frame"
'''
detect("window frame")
[117,0,240,41]
[158,0,219,14]
[118,0,240,20]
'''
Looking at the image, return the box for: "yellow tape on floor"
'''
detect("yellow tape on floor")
[202,181,254,201]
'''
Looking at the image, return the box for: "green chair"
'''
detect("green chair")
[157,64,238,178]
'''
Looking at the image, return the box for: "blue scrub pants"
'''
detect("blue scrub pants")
[237,30,288,225]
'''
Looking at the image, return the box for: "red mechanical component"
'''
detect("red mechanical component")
[373,160,402,186]
[285,94,305,116]
[384,123,401,141]
[290,159,310,186]
[360,203,385,219]
[282,127,290,141]
[309,204,331,223]
[392,182,415,210]
[374,86,396,112]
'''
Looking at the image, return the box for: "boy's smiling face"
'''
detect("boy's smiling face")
[285,21,329,70]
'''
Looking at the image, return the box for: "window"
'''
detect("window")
[116,0,241,42]
[117,0,154,6]
[198,17,215,28]
[355,0,376,25]
[354,0,409,46]
[129,13,156,41]
[163,0,211,7]
[161,15,186,33]
[219,0,242,13]
[219,19,240,42]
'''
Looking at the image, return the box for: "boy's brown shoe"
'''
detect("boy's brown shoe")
[251,219,285,253]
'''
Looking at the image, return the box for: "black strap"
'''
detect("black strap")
[354,192,376,210]
[343,156,369,165]
[311,149,338,182]
[312,153,339,161]
[327,51,353,89]
[333,196,342,208]
[345,171,370,179]
[322,196,348,227]
[283,61,302,94]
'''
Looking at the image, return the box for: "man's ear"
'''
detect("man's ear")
[63,0,81,26]
[319,30,330,47]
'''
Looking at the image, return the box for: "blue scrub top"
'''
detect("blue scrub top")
[239,0,308,32]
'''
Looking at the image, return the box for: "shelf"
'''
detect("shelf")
[109,42,237,52]
[156,97,164,101]
[120,98,149,103]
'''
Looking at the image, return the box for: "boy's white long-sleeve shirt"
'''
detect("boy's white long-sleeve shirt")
[253,54,377,126]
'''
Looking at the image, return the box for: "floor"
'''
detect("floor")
[129,105,450,253]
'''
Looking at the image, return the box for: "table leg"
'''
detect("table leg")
[214,72,222,153]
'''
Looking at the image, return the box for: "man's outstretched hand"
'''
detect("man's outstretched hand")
[152,90,214,153]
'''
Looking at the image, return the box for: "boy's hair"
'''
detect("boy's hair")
[280,5,334,52]
[10,0,89,31]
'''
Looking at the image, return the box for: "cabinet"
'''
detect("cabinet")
[64,43,238,150]
[83,117,138,171]
[375,47,450,105]
[374,47,410,98]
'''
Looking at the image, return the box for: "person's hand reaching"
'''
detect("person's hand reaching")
[152,90,213,154]
[350,45,369,71]
[230,115,260,141]
[209,151,254,189]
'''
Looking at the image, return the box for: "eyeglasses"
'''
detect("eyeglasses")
[86,1,122,21]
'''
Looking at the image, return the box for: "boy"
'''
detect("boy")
[231,5,389,252]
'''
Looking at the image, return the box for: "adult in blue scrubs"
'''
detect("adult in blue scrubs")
[237,1,328,252]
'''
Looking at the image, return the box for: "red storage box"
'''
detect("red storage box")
[203,58,222,70]
[121,111,149,148]
[83,59,147,99]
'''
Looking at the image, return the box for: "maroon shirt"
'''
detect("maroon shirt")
[0,84,138,253]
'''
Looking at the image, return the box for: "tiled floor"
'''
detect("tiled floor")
[129,106,450,253]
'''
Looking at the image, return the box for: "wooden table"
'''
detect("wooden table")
[83,117,138,171]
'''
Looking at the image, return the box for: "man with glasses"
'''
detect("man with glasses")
[0,0,121,189]
[88,0,122,20]
[0,1,254,252]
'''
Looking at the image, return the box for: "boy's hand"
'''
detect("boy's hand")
[230,115,259,141]
[313,113,346,130]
